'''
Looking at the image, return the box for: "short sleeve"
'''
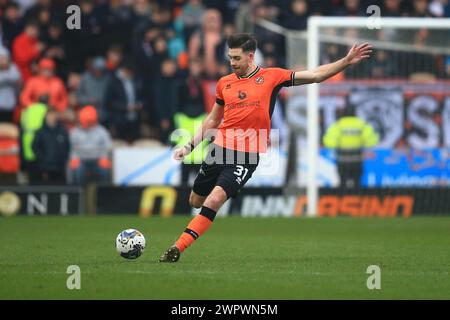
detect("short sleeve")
[270,68,295,87]
[215,78,225,105]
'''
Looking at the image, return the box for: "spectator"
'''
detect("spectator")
[0,46,21,123]
[263,54,277,68]
[444,0,450,16]
[204,0,241,23]
[69,105,112,185]
[15,0,36,14]
[333,0,365,16]
[65,72,81,125]
[383,0,407,17]
[257,39,280,65]
[1,2,23,50]
[23,0,55,23]
[133,26,161,128]
[95,0,134,53]
[105,44,123,72]
[64,0,102,72]
[234,0,264,34]
[321,43,343,65]
[405,29,439,77]
[19,98,48,184]
[132,0,155,40]
[35,7,52,37]
[215,22,239,65]
[20,58,68,111]
[429,0,450,17]
[308,0,334,15]
[154,58,179,143]
[76,57,110,124]
[176,58,205,120]
[32,109,70,184]
[104,62,141,141]
[174,0,205,43]
[147,35,170,128]
[188,9,223,78]
[251,3,282,49]
[12,20,43,82]
[174,57,207,184]
[134,27,160,77]
[410,0,432,16]
[284,0,309,30]
[41,21,67,79]
[165,28,186,61]
[150,4,174,32]
[368,50,398,78]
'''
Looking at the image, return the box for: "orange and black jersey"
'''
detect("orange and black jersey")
[214,66,295,153]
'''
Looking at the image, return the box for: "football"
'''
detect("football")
[115,229,146,259]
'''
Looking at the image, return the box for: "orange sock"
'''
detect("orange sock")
[175,206,216,252]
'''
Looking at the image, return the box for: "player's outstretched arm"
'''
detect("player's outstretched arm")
[173,102,224,161]
[293,43,372,85]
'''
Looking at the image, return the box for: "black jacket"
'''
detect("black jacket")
[104,73,137,125]
[177,76,205,118]
[32,123,70,173]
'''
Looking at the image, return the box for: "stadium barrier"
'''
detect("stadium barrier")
[0,186,84,216]
[96,186,450,217]
[2,185,448,217]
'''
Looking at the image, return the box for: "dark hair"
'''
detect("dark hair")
[119,60,135,73]
[342,104,356,117]
[6,2,20,10]
[25,19,39,28]
[227,33,257,52]
[38,94,49,104]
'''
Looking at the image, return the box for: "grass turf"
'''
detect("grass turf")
[0,215,449,299]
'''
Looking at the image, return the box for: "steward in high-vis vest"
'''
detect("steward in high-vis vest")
[174,112,208,185]
[173,59,209,186]
[323,105,379,188]
[20,101,47,183]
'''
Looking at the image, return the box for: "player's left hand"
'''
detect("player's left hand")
[345,43,373,65]
[173,147,190,161]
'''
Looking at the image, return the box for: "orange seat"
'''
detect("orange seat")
[0,123,20,173]
[0,139,19,173]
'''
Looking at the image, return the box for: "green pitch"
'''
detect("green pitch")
[0,215,449,299]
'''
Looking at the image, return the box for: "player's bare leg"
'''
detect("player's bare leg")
[159,186,227,262]
[189,191,206,208]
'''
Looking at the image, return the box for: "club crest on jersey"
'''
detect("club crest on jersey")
[238,91,247,99]
[255,76,264,84]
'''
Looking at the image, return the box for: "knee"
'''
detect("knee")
[204,190,227,211]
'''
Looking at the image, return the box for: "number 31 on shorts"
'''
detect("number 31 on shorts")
[233,165,249,179]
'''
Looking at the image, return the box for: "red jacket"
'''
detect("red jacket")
[20,75,68,111]
[12,33,40,82]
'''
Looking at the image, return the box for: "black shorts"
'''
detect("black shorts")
[192,144,259,199]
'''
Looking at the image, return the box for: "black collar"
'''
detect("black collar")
[238,66,260,79]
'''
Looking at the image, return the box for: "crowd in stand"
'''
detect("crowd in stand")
[0,0,449,185]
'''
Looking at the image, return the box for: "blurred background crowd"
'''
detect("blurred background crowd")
[0,0,449,185]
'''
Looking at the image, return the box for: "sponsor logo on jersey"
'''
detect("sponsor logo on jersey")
[238,91,247,99]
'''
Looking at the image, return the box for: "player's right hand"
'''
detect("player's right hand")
[173,147,190,161]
